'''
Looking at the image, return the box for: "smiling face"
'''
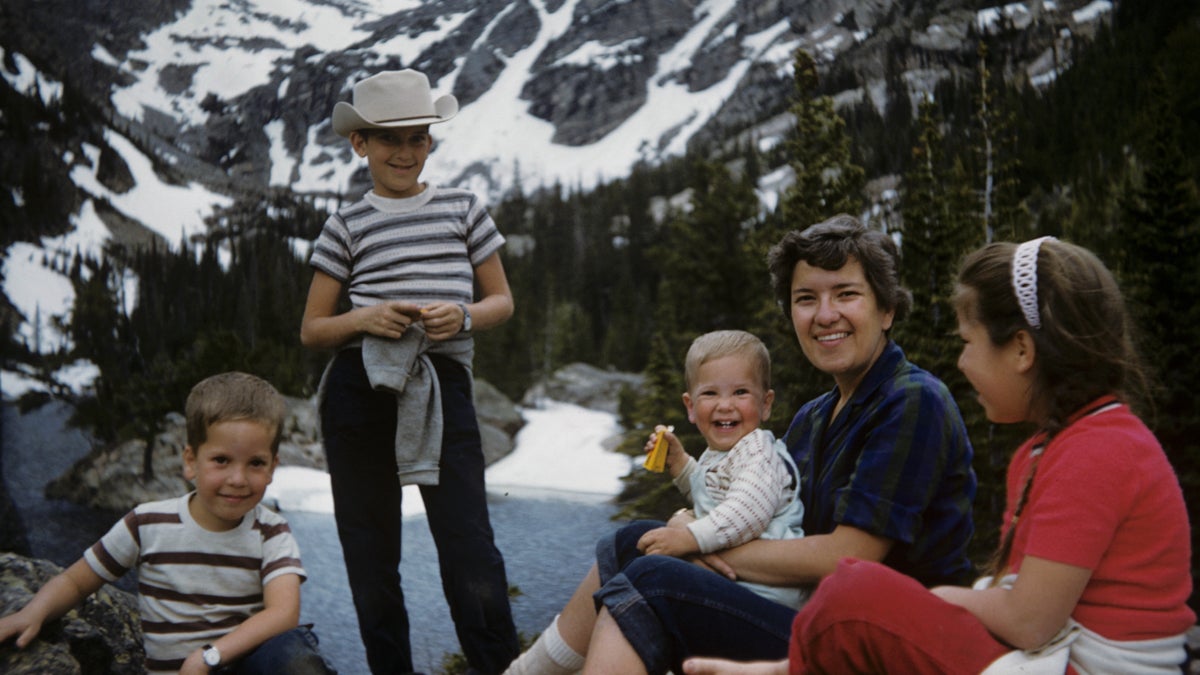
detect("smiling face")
[790,257,895,398]
[683,354,774,452]
[183,419,278,531]
[956,309,1035,424]
[351,125,433,199]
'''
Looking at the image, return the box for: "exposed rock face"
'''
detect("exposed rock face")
[0,553,143,675]
[44,383,525,513]
[0,0,1110,204]
[521,362,644,414]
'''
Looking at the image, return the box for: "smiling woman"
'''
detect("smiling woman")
[502,214,978,675]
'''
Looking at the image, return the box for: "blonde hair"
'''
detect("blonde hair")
[684,330,771,393]
[185,372,287,454]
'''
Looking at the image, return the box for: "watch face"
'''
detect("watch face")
[203,646,221,666]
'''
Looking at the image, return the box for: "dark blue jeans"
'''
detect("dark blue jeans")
[321,349,519,675]
[218,626,335,674]
[593,521,797,674]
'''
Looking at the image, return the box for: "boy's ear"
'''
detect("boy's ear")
[350,130,369,157]
[182,445,197,481]
[682,392,696,424]
[762,388,775,420]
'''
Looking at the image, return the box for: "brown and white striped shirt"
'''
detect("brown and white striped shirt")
[84,493,305,674]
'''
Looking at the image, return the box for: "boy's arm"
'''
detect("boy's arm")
[180,573,301,674]
[0,559,106,648]
[300,270,422,349]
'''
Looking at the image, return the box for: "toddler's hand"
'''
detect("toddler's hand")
[637,525,699,558]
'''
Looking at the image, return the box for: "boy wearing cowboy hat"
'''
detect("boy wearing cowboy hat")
[302,69,520,674]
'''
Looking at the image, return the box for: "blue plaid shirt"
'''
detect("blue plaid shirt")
[784,340,977,586]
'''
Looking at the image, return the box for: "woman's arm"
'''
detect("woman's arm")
[931,555,1090,650]
[299,270,422,349]
[701,524,893,586]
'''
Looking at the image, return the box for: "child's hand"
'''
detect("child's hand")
[418,302,467,341]
[637,525,700,558]
[644,425,687,476]
[644,425,686,474]
[357,301,423,340]
[179,648,210,675]
[0,608,44,649]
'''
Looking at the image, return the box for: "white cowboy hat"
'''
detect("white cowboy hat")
[332,69,458,137]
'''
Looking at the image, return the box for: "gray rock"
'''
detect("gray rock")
[521,362,644,414]
[0,553,143,675]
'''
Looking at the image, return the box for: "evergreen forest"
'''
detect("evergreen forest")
[3,2,1198,603]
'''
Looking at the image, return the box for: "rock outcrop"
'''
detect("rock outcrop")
[521,362,644,414]
[0,553,143,675]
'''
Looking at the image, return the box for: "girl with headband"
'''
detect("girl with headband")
[685,237,1194,675]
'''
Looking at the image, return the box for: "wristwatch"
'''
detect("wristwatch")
[458,303,472,333]
[202,644,221,668]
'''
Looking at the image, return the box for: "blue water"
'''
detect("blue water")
[2,401,623,674]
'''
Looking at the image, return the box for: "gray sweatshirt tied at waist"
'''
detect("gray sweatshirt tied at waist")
[319,325,474,486]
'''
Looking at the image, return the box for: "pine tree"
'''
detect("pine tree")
[776,49,866,234]
[975,42,1030,243]
[1114,67,1200,590]
[746,47,868,424]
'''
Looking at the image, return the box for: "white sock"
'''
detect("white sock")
[504,615,585,675]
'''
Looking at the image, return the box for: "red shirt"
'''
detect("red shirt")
[1003,396,1195,639]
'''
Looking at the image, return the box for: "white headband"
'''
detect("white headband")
[1011,236,1056,329]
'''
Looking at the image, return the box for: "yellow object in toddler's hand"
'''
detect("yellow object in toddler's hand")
[644,425,673,472]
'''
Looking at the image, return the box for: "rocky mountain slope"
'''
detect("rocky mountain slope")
[0,0,1114,392]
[2,0,1109,203]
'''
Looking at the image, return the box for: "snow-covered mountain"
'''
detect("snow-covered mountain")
[0,0,1114,397]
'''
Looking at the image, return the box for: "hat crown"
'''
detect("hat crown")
[353,70,437,123]
[331,69,458,137]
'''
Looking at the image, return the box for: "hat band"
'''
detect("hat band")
[369,113,442,124]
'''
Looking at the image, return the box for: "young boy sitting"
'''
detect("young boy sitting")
[0,372,334,675]
[638,329,806,608]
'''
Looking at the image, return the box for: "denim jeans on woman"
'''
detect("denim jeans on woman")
[592,520,797,674]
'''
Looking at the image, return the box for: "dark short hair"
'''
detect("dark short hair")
[767,214,912,325]
[185,372,287,455]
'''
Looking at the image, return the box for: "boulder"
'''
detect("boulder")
[0,553,143,675]
[521,362,644,414]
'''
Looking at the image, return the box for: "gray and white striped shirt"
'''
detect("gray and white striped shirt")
[309,186,506,319]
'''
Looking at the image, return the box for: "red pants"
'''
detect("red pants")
[788,558,1011,674]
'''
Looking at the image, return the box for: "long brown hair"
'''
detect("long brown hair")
[954,239,1151,577]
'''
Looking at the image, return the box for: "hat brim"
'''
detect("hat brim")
[332,95,458,137]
